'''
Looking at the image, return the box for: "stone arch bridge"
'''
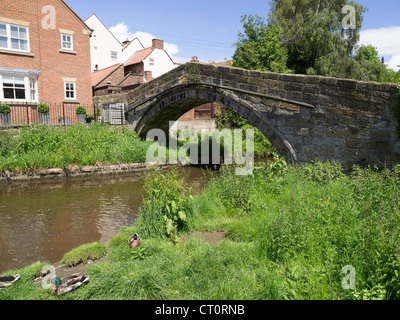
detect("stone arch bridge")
[94,62,400,169]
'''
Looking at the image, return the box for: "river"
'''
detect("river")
[0,166,214,274]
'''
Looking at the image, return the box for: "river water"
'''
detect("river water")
[0,166,214,274]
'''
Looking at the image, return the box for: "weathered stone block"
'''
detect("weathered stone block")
[280,101,300,112]
[284,81,304,92]
[297,128,310,136]
[365,141,392,152]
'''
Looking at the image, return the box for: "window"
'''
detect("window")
[64,82,76,100]
[0,69,40,102]
[30,78,37,102]
[149,58,155,66]
[111,51,117,61]
[61,33,73,50]
[0,22,29,52]
[3,76,25,100]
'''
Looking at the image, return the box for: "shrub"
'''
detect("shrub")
[0,104,11,114]
[37,103,49,113]
[76,106,86,115]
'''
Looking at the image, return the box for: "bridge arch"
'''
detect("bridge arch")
[95,63,399,170]
[129,83,298,164]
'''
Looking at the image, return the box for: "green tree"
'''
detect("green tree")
[354,44,381,64]
[270,0,367,76]
[313,44,386,81]
[383,68,400,84]
[232,15,290,73]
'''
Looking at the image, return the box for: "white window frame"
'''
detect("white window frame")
[111,51,118,61]
[149,58,155,66]
[64,81,76,100]
[0,22,30,53]
[2,75,26,101]
[0,69,40,102]
[61,33,73,51]
[29,78,38,102]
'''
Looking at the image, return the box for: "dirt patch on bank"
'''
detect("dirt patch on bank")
[181,230,226,245]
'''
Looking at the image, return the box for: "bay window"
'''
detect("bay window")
[0,68,40,102]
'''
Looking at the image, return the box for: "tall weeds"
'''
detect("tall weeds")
[135,168,193,242]
[0,123,152,172]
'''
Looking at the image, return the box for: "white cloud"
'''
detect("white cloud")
[359,26,400,71]
[109,22,189,64]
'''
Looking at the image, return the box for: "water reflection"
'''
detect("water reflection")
[0,166,211,273]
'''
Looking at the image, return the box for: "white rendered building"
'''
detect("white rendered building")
[85,14,144,71]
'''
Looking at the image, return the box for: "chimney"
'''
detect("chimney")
[152,38,164,50]
[191,56,199,63]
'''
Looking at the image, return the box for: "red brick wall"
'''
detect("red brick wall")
[0,0,92,105]
[120,74,145,87]
[95,65,124,88]
[178,103,217,122]
[124,62,144,76]
[179,108,195,121]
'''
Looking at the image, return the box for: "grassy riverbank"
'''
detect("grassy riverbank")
[0,123,274,174]
[0,123,153,172]
[1,160,399,300]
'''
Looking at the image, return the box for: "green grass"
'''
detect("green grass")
[61,242,109,267]
[1,160,399,300]
[0,123,154,172]
[0,124,273,174]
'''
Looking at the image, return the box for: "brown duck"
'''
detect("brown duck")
[128,233,141,248]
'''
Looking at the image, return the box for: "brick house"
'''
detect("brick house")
[92,38,175,96]
[0,0,93,125]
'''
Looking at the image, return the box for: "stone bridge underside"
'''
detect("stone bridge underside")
[94,62,400,169]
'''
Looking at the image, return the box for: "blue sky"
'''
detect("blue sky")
[66,0,400,70]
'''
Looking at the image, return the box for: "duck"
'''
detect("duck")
[128,233,141,248]
[0,274,20,289]
[51,273,89,295]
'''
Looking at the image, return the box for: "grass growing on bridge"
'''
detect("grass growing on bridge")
[2,161,400,300]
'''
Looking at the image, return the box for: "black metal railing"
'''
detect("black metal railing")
[0,102,100,128]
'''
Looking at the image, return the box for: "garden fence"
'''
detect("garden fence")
[0,102,101,128]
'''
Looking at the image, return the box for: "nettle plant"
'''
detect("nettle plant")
[138,168,193,242]
[37,103,49,113]
[0,104,11,114]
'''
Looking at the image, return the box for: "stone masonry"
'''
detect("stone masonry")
[93,62,400,169]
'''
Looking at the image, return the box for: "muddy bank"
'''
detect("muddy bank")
[0,162,184,182]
